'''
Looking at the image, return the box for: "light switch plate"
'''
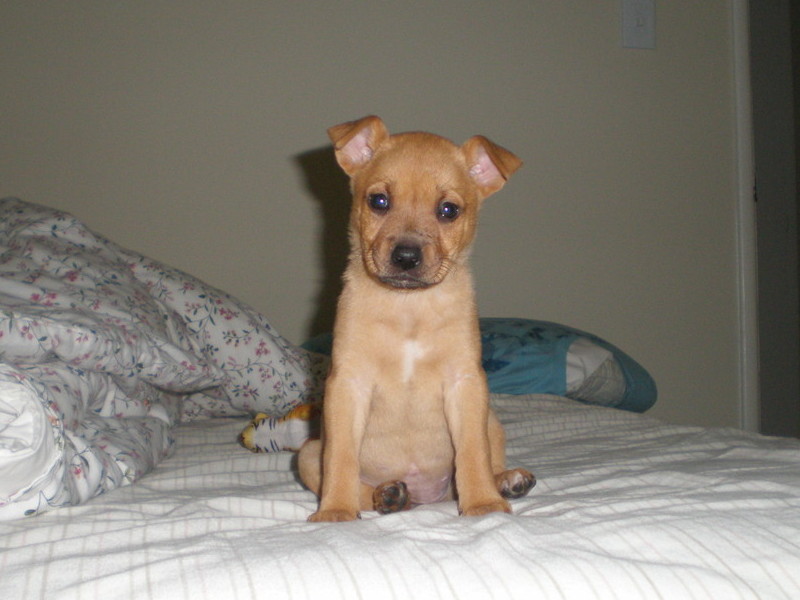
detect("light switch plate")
[622,0,656,49]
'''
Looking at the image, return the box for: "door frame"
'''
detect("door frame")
[732,0,760,432]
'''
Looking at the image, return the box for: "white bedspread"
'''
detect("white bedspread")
[2,394,799,600]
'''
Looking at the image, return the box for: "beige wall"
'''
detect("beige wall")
[1,1,742,428]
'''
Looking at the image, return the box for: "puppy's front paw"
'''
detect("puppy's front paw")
[496,468,536,499]
[459,498,511,517]
[308,509,361,523]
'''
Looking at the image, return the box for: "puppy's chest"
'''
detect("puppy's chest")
[361,333,434,396]
[369,336,458,398]
[364,337,450,439]
[396,339,429,384]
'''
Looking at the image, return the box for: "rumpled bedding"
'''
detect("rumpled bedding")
[0,198,326,519]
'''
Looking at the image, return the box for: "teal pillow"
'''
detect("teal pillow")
[478,318,656,412]
[302,318,657,413]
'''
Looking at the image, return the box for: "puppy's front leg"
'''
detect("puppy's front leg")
[445,375,511,516]
[308,372,369,522]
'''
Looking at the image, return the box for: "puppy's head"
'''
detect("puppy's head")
[328,115,521,290]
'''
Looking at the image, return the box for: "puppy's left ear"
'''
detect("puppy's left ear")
[462,136,522,198]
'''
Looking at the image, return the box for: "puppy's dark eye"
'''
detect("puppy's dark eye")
[368,193,390,213]
[437,201,460,222]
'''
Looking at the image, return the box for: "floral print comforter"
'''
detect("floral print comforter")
[0,198,326,519]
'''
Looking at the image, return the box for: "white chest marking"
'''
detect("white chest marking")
[400,340,426,383]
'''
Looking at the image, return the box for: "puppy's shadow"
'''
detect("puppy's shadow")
[294,145,351,340]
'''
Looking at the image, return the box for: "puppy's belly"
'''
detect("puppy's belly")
[359,405,455,505]
[401,464,452,504]
[362,463,453,505]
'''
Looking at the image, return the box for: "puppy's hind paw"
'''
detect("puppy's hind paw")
[496,468,536,499]
[373,480,411,515]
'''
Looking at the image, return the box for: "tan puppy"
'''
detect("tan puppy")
[298,116,535,522]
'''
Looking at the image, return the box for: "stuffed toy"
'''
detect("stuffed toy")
[239,402,320,453]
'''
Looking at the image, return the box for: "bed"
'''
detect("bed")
[2,198,799,599]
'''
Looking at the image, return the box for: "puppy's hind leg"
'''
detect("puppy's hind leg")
[297,438,323,497]
[488,411,536,500]
[299,439,403,515]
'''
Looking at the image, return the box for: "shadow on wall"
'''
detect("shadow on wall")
[294,145,351,340]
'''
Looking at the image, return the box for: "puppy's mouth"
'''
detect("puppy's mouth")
[378,274,433,290]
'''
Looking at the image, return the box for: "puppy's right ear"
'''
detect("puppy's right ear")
[327,115,389,176]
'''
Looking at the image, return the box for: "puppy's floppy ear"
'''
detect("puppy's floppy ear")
[327,115,389,176]
[462,136,522,198]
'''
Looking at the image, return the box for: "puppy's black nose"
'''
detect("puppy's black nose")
[391,245,422,271]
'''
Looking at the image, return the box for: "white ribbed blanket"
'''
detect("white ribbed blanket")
[2,394,799,600]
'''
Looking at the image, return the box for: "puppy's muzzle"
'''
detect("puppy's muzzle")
[379,243,430,289]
